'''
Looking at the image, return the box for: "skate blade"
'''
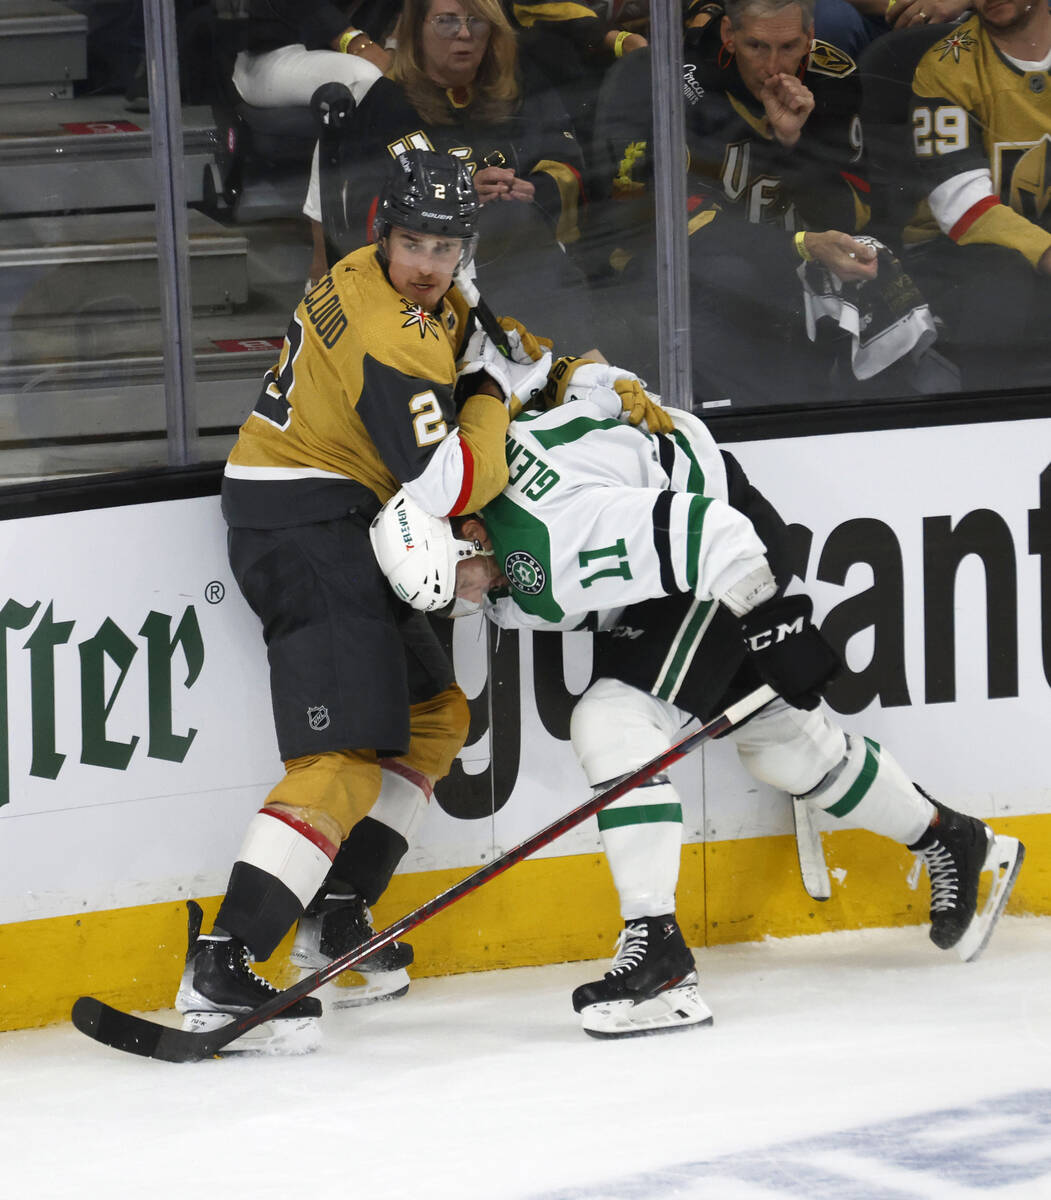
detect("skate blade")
[179,1010,321,1055]
[300,968,410,1009]
[580,984,714,1040]
[955,835,1025,963]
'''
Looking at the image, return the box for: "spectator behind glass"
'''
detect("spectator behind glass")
[228,0,393,113]
[589,0,882,406]
[303,0,594,348]
[902,0,1051,391]
[884,0,972,32]
[510,0,888,107]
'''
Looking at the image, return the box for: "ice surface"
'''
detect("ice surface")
[3,917,1050,1200]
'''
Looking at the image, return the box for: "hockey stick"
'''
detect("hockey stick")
[71,683,776,1063]
[454,266,512,357]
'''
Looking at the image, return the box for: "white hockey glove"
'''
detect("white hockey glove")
[457,318,553,419]
[541,356,675,434]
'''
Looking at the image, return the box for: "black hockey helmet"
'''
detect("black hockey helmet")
[373,149,481,243]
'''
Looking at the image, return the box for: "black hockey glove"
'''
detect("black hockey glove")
[738,594,841,711]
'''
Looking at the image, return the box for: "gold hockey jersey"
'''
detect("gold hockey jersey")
[907,16,1051,266]
[222,245,509,528]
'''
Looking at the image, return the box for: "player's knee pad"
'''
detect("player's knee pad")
[265,748,383,844]
[570,677,688,786]
[374,759,432,841]
[598,778,684,920]
[328,759,432,904]
[732,698,847,797]
[401,684,471,781]
[797,736,934,845]
[219,799,349,961]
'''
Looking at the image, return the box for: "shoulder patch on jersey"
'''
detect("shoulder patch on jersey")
[933,27,979,63]
[505,551,546,596]
[807,40,857,78]
[400,301,441,340]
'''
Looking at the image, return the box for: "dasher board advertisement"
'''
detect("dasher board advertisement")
[0,417,1047,925]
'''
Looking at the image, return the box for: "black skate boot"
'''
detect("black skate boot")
[908,797,1024,961]
[176,904,321,1054]
[290,889,412,1007]
[571,915,713,1039]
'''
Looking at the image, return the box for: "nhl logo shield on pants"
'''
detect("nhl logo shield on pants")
[307,705,330,731]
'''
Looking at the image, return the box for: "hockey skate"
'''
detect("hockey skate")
[290,889,412,1007]
[571,915,713,1039]
[908,797,1025,962]
[175,908,322,1055]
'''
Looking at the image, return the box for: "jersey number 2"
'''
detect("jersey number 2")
[410,390,448,447]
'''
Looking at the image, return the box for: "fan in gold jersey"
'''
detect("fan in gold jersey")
[904,0,1051,389]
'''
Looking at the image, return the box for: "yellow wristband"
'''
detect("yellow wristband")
[794,230,814,262]
[338,28,365,54]
[613,30,631,57]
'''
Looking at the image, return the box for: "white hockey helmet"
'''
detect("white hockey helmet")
[369,489,480,612]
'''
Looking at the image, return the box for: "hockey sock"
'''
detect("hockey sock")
[796,735,934,845]
[597,778,683,920]
[216,806,337,960]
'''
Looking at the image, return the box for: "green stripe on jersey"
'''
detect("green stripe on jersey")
[684,494,713,592]
[824,738,880,817]
[597,802,684,830]
[531,415,622,450]
[668,428,707,492]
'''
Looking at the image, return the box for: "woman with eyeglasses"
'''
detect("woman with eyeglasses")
[302,0,594,348]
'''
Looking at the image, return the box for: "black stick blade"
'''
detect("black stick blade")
[71,997,226,1063]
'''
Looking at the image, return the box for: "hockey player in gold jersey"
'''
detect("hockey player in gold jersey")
[905,0,1051,388]
[176,150,552,1052]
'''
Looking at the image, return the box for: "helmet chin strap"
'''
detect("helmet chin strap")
[447,596,484,618]
[445,537,500,618]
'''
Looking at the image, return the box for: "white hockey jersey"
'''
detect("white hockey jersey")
[481,401,768,631]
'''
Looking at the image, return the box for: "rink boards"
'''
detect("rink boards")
[1,417,1049,1029]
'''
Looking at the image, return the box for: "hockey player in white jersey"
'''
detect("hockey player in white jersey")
[370,350,1025,1039]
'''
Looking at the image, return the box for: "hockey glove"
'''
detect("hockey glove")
[458,320,553,418]
[495,316,553,364]
[541,357,675,434]
[617,380,675,434]
[738,594,841,711]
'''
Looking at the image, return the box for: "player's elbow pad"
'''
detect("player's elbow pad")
[454,393,511,512]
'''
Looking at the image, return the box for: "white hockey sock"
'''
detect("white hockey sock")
[236,806,336,908]
[797,735,934,845]
[597,779,683,920]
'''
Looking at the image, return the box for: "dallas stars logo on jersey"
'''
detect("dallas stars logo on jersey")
[400,302,440,340]
[505,551,546,595]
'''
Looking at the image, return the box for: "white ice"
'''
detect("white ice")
[3,917,1051,1200]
